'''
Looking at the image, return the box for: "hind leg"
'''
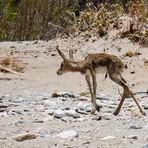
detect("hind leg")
[109,73,145,115]
[110,74,129,115]
[130,93,145,115]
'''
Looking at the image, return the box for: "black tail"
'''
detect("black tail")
[105,72,108,79]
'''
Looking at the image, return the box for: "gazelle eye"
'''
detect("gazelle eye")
[61,64,64,67]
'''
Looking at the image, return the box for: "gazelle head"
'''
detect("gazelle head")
[56,46,74,75]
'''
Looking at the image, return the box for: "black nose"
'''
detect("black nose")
[57,71,61,75]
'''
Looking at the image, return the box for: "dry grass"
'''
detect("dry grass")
[123,51,142,58]
[126,0,148,46]
[66,3,124,37]
[0,57,25,73]
[1,1,147,46]
[62,0,148,46]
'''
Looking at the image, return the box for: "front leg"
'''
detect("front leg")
[85,72,96,114]
[91,70,101,112]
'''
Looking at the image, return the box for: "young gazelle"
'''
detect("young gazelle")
[56,46,145,115]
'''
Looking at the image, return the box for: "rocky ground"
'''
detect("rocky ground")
[0,35,148,148]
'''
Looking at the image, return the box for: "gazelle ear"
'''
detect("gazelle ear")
[69,49,74,60]
[56,45,66,60]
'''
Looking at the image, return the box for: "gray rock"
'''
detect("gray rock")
[92,116,102,121]
[143,124,148,130]
[0,136,6,140]
[101,113,113,120]
[145,136,148,141]
[65,109,80,118]
[129,125,142,129]
[143,144,148,148]
[76,117,87,122]
[85,106,92,112]
[53,130,78,139]
[61,97,68,101]
[52,92,75,98]
[46,109,55,116]
[17,121,26,124]
[0,112,7,117]
[0,100,3,103]
[11,110,23,115]
[96,94,110,101]
[43,100,57,107]
[78,102,92,112]
[32,119,44,123]
[0,108,7,112]
[143,104,148,110]
[0,104,8,109]
[60,117,69,122]
[127,135,138,140]
[36,94,50,101]
[54,109,66,119]
[43,116,54,122]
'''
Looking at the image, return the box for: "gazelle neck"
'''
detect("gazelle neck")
[68,60,86,74]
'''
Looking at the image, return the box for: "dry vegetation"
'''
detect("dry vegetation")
[61,0,148,46]
[0,57,25,74]
[47,0,148,47]
[0,0,77,40]
[0,0,147,46]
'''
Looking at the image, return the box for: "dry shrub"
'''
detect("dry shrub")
[123,51,142,57]
[128,0,147,22]
[125,0,148,46]
[63,3,125,37]
[79,90,90,96]
[62,0,148,46]
[1,0,147,46]
[67,3,124,37]
[123,51,134,57]
[0,57,25,73]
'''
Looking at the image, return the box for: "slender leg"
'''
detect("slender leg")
[109,74,145,115]
[130,93,145,115]
[91,71,101,112]
[85,73,96,114]
[113,90,126,115]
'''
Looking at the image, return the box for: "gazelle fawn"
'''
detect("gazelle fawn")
[56,46,145,115]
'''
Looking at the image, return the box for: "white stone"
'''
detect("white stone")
[65,110,80,118]
[78,102,92,111]
[53,130,78,139]
[54,109,66,118]
[101,136,115,141]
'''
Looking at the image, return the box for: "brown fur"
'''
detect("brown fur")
[56,47,145,115]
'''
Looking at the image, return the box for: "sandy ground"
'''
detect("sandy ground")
[0,35,148,148]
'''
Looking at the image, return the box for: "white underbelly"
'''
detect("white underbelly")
[95,66,107,74]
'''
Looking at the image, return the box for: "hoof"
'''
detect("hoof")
[96,105,101,112]
[113,111,119,116]
[91,108,96,114]
[141,111,146,116]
